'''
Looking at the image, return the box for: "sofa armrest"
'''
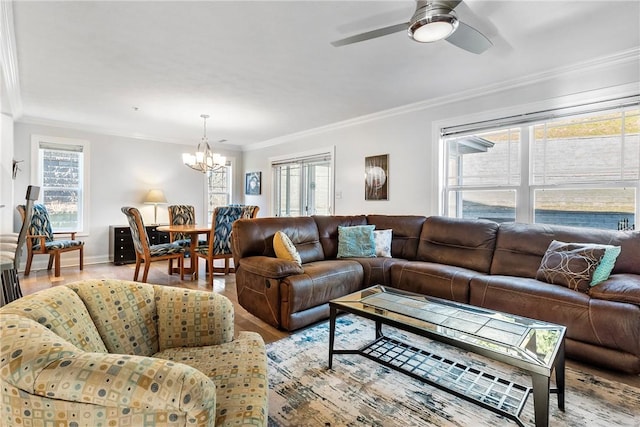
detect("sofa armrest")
[240,255,304,279]
[154,286,235,351]
[33,352,216,414]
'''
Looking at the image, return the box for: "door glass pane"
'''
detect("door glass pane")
[307,163,331,215]
[447,190,516,223]
[276,164,301,217]
[534,188,636,230]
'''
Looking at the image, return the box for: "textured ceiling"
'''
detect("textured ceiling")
[6,0,640,148]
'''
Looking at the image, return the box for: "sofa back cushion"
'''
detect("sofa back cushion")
[68,280,159,356]
[416,216,499,273]
[313,215,368,259]
[491,222,640,278]
[232,216,325,264]
[366,215,427,260]
[0,286,107,353]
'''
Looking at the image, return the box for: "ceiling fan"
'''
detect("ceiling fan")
[331,0,492,54]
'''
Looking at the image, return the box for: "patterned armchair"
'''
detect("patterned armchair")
[167,205,206,248]
[16,203,84,277]
[194,205,259,284]
[0,279,268,426]
[121,206,185,283]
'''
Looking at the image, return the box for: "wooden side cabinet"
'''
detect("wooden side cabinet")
[109,225,170,265]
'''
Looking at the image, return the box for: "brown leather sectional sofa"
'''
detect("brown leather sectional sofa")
[231,215,640,374]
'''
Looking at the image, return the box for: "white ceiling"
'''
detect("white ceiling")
[4,0,640,148]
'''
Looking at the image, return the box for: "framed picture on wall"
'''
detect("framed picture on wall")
[245,172,261,195]
[365,154,388,201]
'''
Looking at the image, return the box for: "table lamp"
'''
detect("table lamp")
[143,189,167,225]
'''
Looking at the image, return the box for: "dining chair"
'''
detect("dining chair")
[121,206,185,283]
[167,205,206,248]
[16,198,84,278]
[193,205,259,284]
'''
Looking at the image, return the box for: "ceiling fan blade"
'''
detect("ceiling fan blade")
[445,21,492,54]
[331,22,408,47]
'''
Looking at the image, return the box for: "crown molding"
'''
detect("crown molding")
[245,47,640,151]
[1,1,23,118]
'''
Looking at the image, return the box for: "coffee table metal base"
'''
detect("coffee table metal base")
[329,310,564,427]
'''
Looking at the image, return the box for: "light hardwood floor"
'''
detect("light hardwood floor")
[15,260,640,388]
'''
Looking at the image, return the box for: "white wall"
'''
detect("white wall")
[243,53,640,217]
[11,122,242,268]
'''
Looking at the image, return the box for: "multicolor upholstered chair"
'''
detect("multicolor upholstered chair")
[167,205,206,248]
[121,206,185,283]
[16,202,84,277]
[0,279,268,426]
[194,205,259,283]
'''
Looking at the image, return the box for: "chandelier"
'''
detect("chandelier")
[182,114,227,173]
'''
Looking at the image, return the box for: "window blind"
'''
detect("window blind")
[441,95,640,138]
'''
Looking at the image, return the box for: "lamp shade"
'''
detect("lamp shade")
[143,189,167,204]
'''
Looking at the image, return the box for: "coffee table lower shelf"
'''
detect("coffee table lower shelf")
[333,335,535,427]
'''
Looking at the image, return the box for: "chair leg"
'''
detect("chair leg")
[47,254,54,271]
[224,257,230,275]
[24,253,33,276]
[208,258,214,286]
[168,259,173,275]
[134,259,141,281]
[179,256,184,280]
[54,253,61,277]
[79,246,84,271]
[142,263,151,283]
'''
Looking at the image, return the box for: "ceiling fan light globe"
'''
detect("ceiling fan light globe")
[408,4,459,43]
[411,19,458,42]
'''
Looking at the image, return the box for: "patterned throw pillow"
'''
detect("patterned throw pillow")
[274,231,302,266]
[590,245,621,286]
[337,225,376,258]
[536,240,606,293]
[373,229,392,257]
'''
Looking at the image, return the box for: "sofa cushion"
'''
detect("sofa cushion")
[390,261,482,303]
[588,274,640,305]
[470,275,640,358]
[0,286,107,353]
[337,225,376,258]
[232,216,325,264]
[314,215,368,259]
[274,231,302,266]
[591,245,621,286]
[154,331,267,426]
[491,222,640,278]
[373,229,392,257]
[416,216,499,273]
[355,256,409,287]
[68,279,158,356]
[366,215,426,260]
[536,240,606,293]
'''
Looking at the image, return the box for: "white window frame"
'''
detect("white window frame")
[30,135,90,235]
[269,146,335,217]
[435,94,640,229]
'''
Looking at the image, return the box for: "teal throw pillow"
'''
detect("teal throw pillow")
[590,245,621,286]
[337,225,376,258]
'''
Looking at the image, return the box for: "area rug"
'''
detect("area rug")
[266,315,640,426]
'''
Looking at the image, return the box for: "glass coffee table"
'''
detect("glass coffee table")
[329,285,566,427]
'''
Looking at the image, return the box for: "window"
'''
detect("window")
[272,150,333,217]
[31,136,89,233]
[442,98,639,230]
[206,161,232,222]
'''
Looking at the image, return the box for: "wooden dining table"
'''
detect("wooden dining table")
[156,224,211,279]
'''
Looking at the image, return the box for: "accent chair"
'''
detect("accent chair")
[167,204,207,249]
[121,206,185,283]
[16,202,84,277]
[194,205,259,284]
